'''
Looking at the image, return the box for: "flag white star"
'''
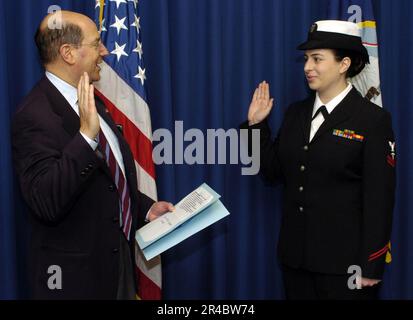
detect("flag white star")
[132,40,143,59]
[128,0,138,8]
[110,0,127,9]
[134,66,146,85]
[100,18,107,33]
[130,14,140,32]
[110,15,128,35]
[111,42,129,61]
[95,0,101,9]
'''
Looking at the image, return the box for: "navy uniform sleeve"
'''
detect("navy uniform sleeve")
[360,111,396,279]
[239,106,293,184]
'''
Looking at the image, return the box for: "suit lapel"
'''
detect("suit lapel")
[40,76,80,137]
[310,88,359,144]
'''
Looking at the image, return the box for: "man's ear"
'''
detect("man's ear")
[59,44,76,65]
[340,57,351,75]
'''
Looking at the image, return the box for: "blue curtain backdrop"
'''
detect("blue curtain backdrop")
[1,0,412,299]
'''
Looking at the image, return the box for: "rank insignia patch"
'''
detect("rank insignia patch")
[333,129,364,142]
[387,141,396,167]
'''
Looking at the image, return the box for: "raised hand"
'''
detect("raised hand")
[247,81,274,125]
[78,72,100,140]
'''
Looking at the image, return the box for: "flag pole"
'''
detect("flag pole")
[99,0,104,31]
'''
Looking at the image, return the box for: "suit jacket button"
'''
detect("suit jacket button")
[80,171,86,176]
[303,145,309,151]
[299,186,304,192]
[299,206,304,213]
[300,165,306,172]
[112,248,119,253]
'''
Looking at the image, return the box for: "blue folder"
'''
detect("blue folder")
[135,183,230,261]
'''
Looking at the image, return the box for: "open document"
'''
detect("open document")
[136,183,230,260]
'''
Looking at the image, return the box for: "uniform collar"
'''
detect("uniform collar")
[313,82,353,116]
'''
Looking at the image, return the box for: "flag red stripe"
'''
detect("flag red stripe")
[136,266,162,299]
[95,90,156,179]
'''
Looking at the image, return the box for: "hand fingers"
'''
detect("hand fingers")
[89,84,96,112]
[261,81,266,98]
[361,279,378,287]
[163,201,174,210]
[257,81,268,100]
[155,201,174,214]
[264,82,270,100]
[257,82,263,99]
[268,98,274,109]
[253,88,258,101]
[83,73,89,109]
[168,203,175,212]
[77,75,82,102]
[77,75,83,111]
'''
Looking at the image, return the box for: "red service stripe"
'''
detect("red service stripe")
[368,245,388,260]
[95,90,156,179]
[368,250,387,262]
[387,156,396,167]
[369,245,388,257]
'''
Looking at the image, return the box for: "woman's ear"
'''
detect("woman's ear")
[339,57,351,75]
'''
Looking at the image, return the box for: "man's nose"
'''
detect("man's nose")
[100,43,109,57]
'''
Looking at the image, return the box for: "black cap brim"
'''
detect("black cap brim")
[297,31,370,64]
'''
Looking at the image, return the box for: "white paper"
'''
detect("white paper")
[138,186,213,243]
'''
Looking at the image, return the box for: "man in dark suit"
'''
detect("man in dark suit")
[241,20,395,299]
[12,10,173,299]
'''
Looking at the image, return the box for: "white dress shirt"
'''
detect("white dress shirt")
[309,82,353,142]
[46,71,126,176]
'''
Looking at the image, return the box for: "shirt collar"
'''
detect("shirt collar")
[313,82,353,116]
[45,71,78,113]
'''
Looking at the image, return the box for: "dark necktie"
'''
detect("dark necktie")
[98,129,132,241]
[312,105,329,121]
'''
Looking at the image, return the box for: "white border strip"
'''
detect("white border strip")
[95,61,153,140]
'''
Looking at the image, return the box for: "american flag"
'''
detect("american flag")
[94,0,162,299]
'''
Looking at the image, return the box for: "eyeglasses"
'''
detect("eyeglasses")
[73,39,102,50]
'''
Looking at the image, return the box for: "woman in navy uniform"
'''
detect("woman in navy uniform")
[241,20,395,299]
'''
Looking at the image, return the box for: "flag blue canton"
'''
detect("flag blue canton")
[95,0,147,100]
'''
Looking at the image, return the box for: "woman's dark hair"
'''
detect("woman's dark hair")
[332,49,367,78]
